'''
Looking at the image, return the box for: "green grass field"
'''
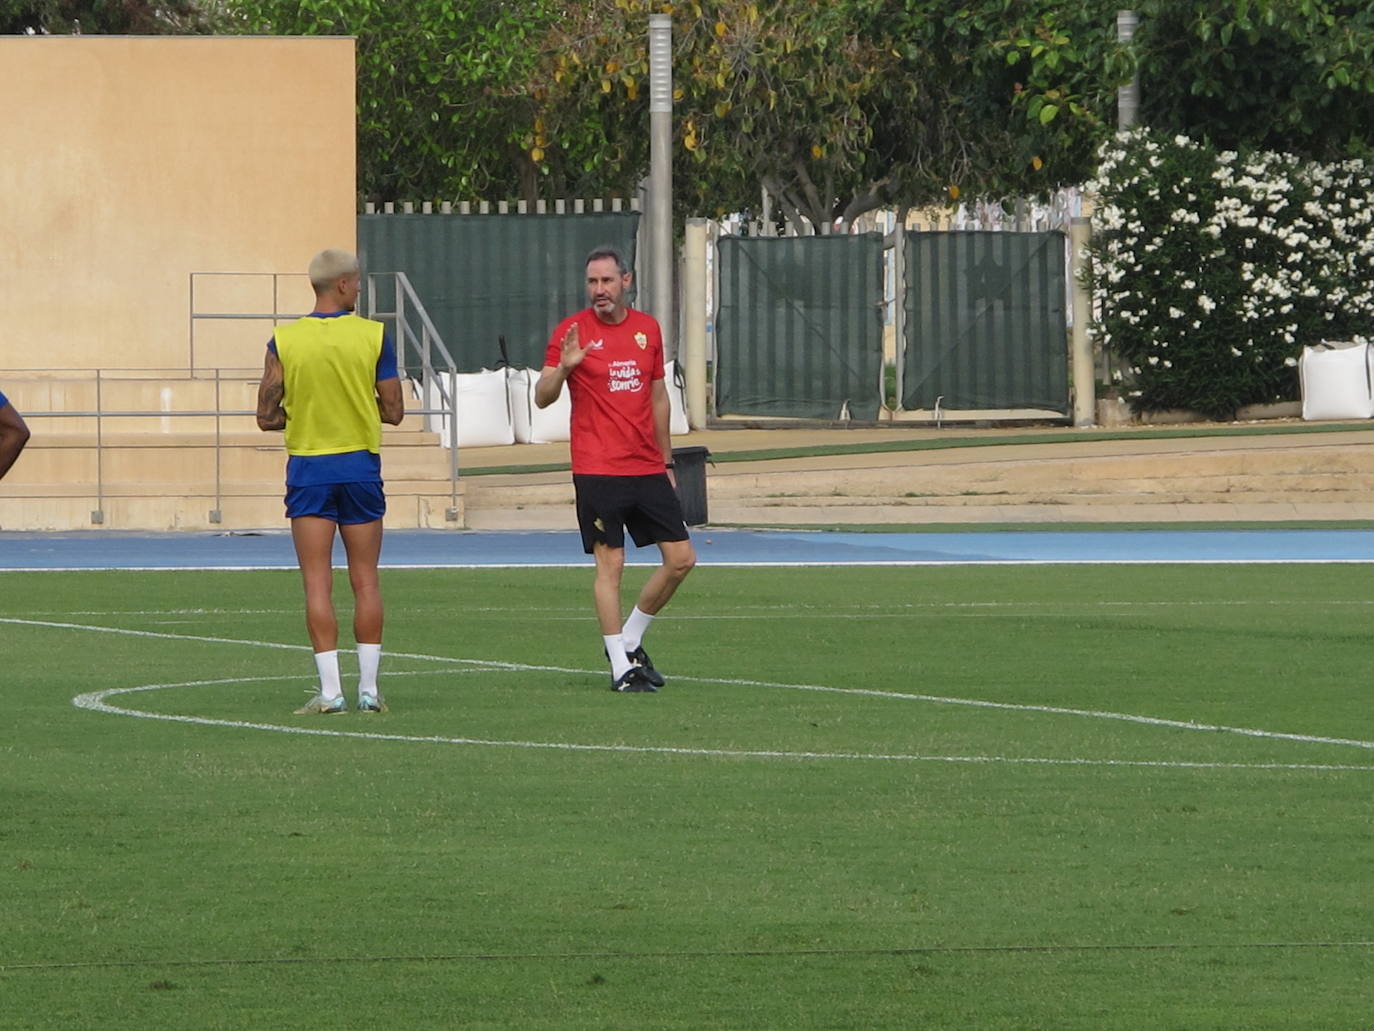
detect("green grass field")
[4,562,1373,1029]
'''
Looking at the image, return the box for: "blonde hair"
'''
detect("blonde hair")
[307,249,360,291]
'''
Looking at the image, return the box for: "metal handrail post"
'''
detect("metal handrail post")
[211,367,224,523]
[422,322,433,386]
[92,369,105,524]
[189,272,196,371]
[446,369,460,523]
[422,324,436,434]
[397,282,408,371]
[395,273,459,370]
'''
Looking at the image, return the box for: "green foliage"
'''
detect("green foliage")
[213,0,1374,219]
[222,0,562,202]
[1134,0,1374,159]
[1087,128,1374,419]
[529,0,1127,228]
[0,0,214,33]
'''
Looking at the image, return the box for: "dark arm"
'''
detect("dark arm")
[377,377,404,426]
[256,351,286,431]
[0,401,31,480]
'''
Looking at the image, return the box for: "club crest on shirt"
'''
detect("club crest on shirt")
[634,332,647,350]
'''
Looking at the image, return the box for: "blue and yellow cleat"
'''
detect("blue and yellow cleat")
[357,692,388,713]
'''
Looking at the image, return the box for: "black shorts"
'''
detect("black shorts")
[573,473,690,555]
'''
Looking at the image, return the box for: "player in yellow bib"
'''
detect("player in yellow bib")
[257,249,404,714]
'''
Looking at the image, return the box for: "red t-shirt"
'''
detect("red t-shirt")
[545,307,666,476]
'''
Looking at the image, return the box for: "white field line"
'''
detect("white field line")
[70,675,1374,772]
[7,616,1373,769]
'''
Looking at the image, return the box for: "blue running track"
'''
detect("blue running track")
[3,527,1374,570]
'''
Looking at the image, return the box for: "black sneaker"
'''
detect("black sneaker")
[627,645,666,687]
[611,667,657,693]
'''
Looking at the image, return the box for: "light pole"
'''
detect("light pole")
[648,14,674,356]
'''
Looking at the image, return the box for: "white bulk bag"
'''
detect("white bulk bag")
[664,360,690,435]
[1300,341,1374,421]
[426,369,514,447]
[505,366,571,444]
[506,368,534,444]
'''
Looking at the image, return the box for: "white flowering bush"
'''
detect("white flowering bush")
[1086,128,1374,419]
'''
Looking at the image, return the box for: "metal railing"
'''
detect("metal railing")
[3,363,461,527]
[4,274,470,528]
[7,367,263,525]
[188,268,465,521]
[365,271,462,519]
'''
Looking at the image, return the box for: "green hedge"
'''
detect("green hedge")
[1086,129,1374,420]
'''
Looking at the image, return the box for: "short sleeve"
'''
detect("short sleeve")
[377,331,399,380]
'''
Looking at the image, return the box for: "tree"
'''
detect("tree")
[221,0,561,202]
[0,0,214,33]
[213,0,1374,216]
[1133,0,1374,160]
[525,1,1126,230]
[526,1,912,231]
[990,0,1374,171]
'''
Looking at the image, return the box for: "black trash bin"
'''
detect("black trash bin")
[671,445,711,526]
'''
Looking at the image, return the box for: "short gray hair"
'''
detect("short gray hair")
[308,249,360,290]
[585,245,629,276]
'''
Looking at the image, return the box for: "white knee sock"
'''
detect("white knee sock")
[357,643,382,694]
[621,607,655,651]
[314,650,342,700]
[603,634,632,678]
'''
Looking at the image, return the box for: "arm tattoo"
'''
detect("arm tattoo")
[256,380,286,431]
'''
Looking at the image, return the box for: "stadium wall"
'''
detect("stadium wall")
[0,36,356,373]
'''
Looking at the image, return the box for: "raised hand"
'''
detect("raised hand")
[559,321,591,371]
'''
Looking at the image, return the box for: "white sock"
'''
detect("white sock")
[357,643,382,695]
[603,634,632,678]
[314,650,342,701]
[621,607,655,652]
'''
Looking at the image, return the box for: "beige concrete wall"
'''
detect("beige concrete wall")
[0,36,355,373]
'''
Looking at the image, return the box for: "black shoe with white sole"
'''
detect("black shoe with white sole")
[611,666,658,693]
[627,645,666,687]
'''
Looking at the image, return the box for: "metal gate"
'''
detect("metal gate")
[357,211,641,372]
[900,231,1069,414]
[714,234,885,420]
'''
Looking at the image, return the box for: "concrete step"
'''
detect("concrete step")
[707,498,1374,525]
[456,434,1374,528]
[6,430,453,488]
[0,486,466,532]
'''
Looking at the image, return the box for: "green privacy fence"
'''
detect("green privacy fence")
[901,231,1069,413]
[714,234,886,420]
[357,211,640,371]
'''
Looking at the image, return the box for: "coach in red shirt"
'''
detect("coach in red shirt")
[536,245,696,693]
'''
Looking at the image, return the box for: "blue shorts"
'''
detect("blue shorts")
[284,482,386,524]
